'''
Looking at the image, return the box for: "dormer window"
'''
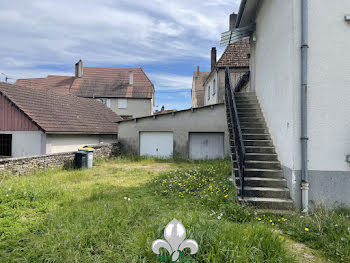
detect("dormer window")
[129,72,133,85]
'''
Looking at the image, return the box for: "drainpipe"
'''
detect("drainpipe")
[301,0,309,214]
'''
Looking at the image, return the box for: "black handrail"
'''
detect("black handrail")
[225,67,247,198]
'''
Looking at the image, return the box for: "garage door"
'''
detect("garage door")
[189,132,224,160]
[140,132,173,157]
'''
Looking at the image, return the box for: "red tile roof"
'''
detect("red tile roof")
[216,39,250,68]
[15,67,154,99]
[71,67,154,99]
[15,76,76,95]
[0,82,122,134]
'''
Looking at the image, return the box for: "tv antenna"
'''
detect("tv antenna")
[1,73,14,83]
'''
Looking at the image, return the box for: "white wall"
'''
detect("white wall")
[0,131,44,158]
[250,0,301,170]
[204,72,219,105]
[46,134,116,154]
[307,0,350,171]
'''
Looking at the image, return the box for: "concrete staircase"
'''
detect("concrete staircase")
[226,92,293,210]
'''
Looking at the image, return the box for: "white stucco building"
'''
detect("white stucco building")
[226,0,350,209]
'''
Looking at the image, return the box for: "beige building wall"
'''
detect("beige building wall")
[118,104,230,158]
[95,98,153,118]
[46,134,117,154]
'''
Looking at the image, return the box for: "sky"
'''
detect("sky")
[0,0,240,111]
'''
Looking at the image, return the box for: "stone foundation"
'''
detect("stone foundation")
[0,143,120,176]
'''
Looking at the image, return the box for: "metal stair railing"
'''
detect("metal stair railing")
[225,67,249,198]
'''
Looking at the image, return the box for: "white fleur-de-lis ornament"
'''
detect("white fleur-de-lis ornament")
[152,219,198,261]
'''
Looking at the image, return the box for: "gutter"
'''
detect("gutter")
[235,0,248,28]
[301,0,309,214]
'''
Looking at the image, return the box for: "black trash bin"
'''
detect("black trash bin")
[74,151,88,169]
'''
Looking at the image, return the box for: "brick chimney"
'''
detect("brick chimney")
[196,66,200,77]
[211,47,217,71]
[75,59,83,78]
[230,12,238,31]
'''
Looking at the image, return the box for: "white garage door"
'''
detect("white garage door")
[189,132,224,160]
[140,132,173,157]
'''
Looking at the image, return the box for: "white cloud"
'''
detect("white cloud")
[0,1,240,76]
[0,0,240,110]
[149,73,193,91]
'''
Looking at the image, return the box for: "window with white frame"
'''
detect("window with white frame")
[118,99,127,109]
[208,86,210,100]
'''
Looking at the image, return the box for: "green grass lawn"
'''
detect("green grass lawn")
[0,156,348,262]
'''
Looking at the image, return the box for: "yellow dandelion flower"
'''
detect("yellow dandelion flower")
[224,195,229,198]
[305,228,309,232]
[258,218,262,221]
[272,223,275,226]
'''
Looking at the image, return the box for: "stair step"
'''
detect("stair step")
[243,134,271,140]
[238,112,264,118]
[237,186,290,199]
[240,123,267,129]
[234,92,256,97]
[237,177,287,188]
[243,140,273,147]
[239,117,265,122]
[235,101,258,105]
[245,146,276,154]
[236,107,261,112]
[237,108,262,114]
[245,160,281,169]
[245,153,278,161]
[235,100,259,105]
[242,128,269,134]
[245,168,283,178]
[238,197,294,210]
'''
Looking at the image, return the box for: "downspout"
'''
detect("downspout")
[301,0,309,214]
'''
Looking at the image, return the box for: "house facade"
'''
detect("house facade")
[15,60,155,119]
[226,0,350,210]
[0,82,121,158]
[192,13,250,108]
[191,67,209,108]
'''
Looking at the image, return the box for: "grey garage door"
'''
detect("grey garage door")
[189,132,224,160]
[140,132,173,157]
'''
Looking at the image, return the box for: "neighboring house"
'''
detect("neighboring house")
[0,82,122,158]
[191,67,209,108]
[117,104,230,160]
[154,106,176,115]
[191,13,250,108]
[222,0,350,210]
[15,60,155,119]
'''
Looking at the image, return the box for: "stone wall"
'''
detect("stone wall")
[0,143,120,176]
